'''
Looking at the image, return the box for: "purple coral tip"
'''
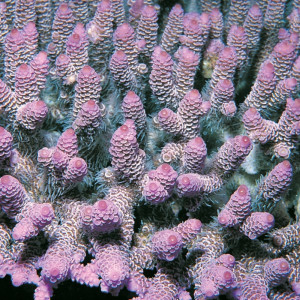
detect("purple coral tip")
[237,185,248,196]
[218,212,230,226]
[69,33,80,44]
[115,23,134,40]
[218,254,235,269]
[190,219,202,231]
[96,200,107,211]
[180,176,190,186]
[81,65,93,76]
[1,174,13,185]
[149,182,159,192]
[265,214,275,225]
[194,137,204,145]
[158,108,171,119]
[188,89,201,99]
[153,47,171,63]
[292,282,300,295]
[64,128,75,137]
[278,260,290,272]
[240,136,251,148]
[41,206,50,217]
[274,41,295,55]
[160,163,172,173]
[56,53,70,64]
[168,234,179,246]
[120,124,129,133]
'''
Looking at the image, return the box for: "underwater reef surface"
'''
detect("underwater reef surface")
[0,0,299,299]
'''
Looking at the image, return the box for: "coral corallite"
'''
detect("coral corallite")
[0,1,299,300]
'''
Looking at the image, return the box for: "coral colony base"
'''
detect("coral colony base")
[0,0,299,299]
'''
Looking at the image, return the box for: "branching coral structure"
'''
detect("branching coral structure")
[0,1,299,300]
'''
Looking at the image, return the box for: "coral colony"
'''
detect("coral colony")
[0,0,300,299]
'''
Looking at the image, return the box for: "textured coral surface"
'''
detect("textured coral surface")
[0,0,299,300]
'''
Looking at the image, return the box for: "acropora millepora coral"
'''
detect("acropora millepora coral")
[0,0,299,299]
